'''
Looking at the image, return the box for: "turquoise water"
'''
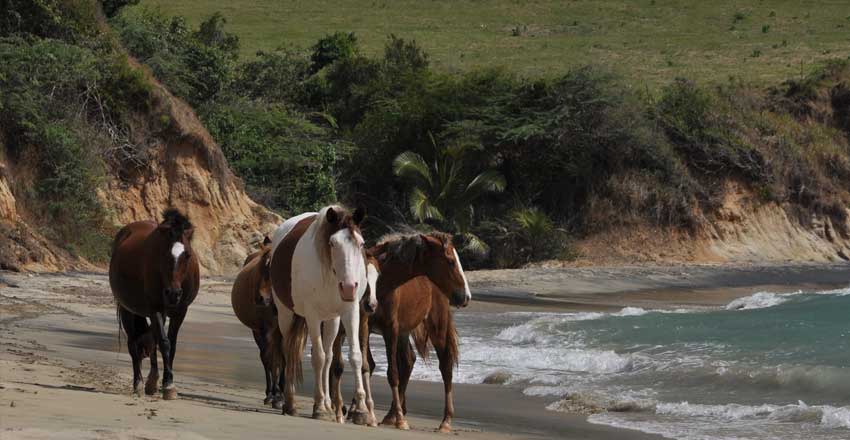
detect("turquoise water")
[376,286,850,440]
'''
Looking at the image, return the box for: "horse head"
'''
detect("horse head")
[156,209,195,309]
[319,205,368,303]
[362,252,380,314]
[375,232,472,308]
[257,236,273,305]
[417,233,471,308]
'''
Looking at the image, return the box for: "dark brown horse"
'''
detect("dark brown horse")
[110,209,200,400]
[231,236,285,408]
[331,233,470,432]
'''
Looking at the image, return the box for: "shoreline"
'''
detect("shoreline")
[2,262,847,439]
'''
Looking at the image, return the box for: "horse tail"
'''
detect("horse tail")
[267,318,284,376]
[445,314,460,370]
[285,314,308,385]
[411,322,431,361]
[115,306,122,357]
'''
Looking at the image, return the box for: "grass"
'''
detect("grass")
[141,0,850,88]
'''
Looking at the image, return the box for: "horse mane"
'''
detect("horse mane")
[312,205,356,272]
[375,231,453,264]
[161,208,193,241]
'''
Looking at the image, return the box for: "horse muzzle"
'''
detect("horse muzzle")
[450,289,469,308]
[164,288,183,308]
[338,281,358,302]
[361,295,377,315]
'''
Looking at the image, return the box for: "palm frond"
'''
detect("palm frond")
[464,170,506,200]
[408,187,444,223]
[462,232,490,258]
[393,151,433,188]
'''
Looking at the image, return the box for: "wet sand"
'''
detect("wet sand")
[2,263,846,439]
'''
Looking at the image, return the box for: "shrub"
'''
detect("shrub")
[230,47,310,104]
[111,7,238,106]
[202,99,340,214]
[310,31,358,73]
[100,0,138,18]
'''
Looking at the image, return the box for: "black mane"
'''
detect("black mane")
[161,208,193,238]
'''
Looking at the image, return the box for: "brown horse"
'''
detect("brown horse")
[231,236,285,408]
[330,233,470,432]
[110,209,200,400]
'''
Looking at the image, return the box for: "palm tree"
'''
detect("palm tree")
[392,134,505,255]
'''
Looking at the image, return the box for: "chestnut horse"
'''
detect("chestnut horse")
[330,233,471,432]
[110,209,200,399]
[231,236,285,408]
[269,206,372,423]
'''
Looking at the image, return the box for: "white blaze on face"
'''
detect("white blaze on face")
[171,242,185,269]
[330,228,366,301]
[366,263,379,309]
[452,248,472,302]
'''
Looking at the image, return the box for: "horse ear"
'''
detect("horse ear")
[263,236,271,245]
[326,207,338,224]
[352,206,366,225]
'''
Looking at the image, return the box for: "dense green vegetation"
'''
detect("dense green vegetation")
[0,0,153,261]
[3,1,849,268]
[143,0,850,88]
[108,4,850,267]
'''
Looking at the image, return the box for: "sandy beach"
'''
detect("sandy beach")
[1,263,847,439]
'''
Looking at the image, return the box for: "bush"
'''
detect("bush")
[202,99,340,214]
[478,207,575,268]
[310,31,358,73]
[110,7,238,106]
[100,0,138,18]
[230,47,310,104]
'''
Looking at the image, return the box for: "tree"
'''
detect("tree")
[393,134,505,254]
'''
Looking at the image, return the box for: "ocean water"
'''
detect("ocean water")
[371,286,850,440]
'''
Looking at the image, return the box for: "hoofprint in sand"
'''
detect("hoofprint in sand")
[0,271,662,440]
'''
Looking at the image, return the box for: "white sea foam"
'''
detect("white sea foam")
[587,400,850,440]
[726,286,850,311]
[725,291,795,310]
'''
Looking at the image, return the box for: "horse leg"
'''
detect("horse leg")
[320,317,341,421]
[360,313,377,426]
[380,327,409,430]
[253,329,273,405]
[397,335,417,416]
[330,327,345,422]
[151,311,176,400]
[305,316,331,420]
[268,323,285,410]
[434,341,455,433]
[276,309,297,416]
[341,304,369,425]
[119,308,144,396]
[145,339,159,396]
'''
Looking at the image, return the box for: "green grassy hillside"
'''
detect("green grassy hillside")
[143,0,850,87]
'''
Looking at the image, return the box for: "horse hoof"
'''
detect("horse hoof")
[133,384,144,397]
[350,409,370,426]
[380,414,397,426]
[264,396,273,406]
[395,419,410,431]
[437,423,452,433]
[272,399,284,410]
[283,404,298,416]
[162,385,178,401]
[144,377,159,396]
[312,408,333,421]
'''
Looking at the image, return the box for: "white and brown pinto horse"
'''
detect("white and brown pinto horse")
[269,205,375,423]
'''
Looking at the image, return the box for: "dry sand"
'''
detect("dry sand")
[2,263,846,439]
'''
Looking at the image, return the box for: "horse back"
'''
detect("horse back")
[231,254,268,330]
[269,214,317,311]
[109,221,158,313]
